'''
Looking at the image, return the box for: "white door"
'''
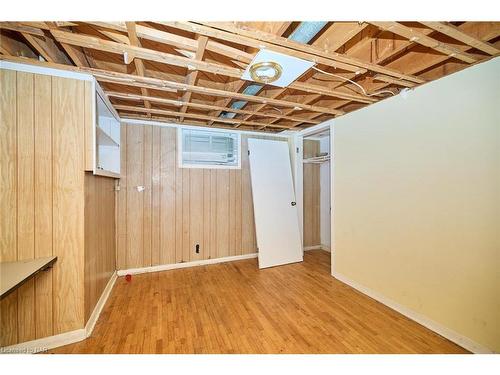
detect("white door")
[248,139,303,269]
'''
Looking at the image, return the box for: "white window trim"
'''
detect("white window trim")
[177,127,242,170]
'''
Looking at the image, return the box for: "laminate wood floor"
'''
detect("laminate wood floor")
[50,251,468,354]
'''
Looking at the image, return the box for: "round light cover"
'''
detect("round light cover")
[249,61,283,84]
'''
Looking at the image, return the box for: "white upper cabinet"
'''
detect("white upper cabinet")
[94,85,120,177]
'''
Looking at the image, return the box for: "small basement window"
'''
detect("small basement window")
[178,128,241,169]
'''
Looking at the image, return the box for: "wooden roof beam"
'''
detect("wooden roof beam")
[161,22,363,74]
[420,22,500,56]
[106,91,321,124]
[190,22,425,83]
[281,22,500,127]
[260,24,439,129]
[306,22,369,53]
[239,22,373,125]
[207,81,247,126]
[87,22,254,64]
[265,22,495,129]
[50,28,238,74]
[351,22,500,100]
[206,24,292,126]
[0,44,10,55]
[16,22,76,30]
[49,28,372,103]
[0,23,74,65]
[120,113,235,129]
[372,74,416,88]
[0,55,343,116]
[370,22,478,64]
[57,42,90,67]
[20,33,55,62]
[44,22,91,68]
[180,35,208,121]
[96,75,344,116]
[281,22,435,118]
[0,22,45,36]
[125,21,152,115]
[114,104,294,129]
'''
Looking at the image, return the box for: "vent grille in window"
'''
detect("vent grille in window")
[180,128,240,168]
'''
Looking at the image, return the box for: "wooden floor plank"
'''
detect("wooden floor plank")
[49,251,468,354]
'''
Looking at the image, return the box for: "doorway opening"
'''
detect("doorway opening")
[295,124,332,272]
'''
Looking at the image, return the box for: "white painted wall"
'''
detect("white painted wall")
[319,136,331,250]
[332,57,500,353]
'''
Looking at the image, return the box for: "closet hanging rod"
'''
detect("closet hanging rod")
[303,155,331,164]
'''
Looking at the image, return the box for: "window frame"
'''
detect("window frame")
[177,127,242,170]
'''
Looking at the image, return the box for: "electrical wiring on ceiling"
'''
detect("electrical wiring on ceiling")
[311,66,397,97]
[268,106,283,114]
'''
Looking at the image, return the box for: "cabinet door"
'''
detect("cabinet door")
[84,80,94,171]
[95,90,120,176]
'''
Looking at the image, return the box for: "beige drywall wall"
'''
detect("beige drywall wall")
[333,57,500,352]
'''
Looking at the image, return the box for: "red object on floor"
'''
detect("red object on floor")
[125,274,132,282]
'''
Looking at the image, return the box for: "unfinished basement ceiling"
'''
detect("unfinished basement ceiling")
[1,21,499,132]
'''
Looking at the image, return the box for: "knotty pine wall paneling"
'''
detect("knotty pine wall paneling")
[0,70,87,345]
[0,67,116,347]
[116,123,288,270]
[52,75,86,334]
[84,173,116,322]
[0,69,18,346]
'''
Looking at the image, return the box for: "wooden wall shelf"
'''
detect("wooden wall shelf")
[0,256,57,298]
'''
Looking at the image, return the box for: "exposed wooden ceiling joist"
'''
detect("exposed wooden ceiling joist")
[87,22,254,64]
[369,22,479,63]
[0,22,45,36]
[106,91,321,124]
[49,28,375,103]
[419,22,500,56]
[94,75,345,116]
[1,21,497,132]
[282,21,500,127]
[0,55,344,116]
[21,33,55,62]
[237,22,372,127]
[180,35,208,121]
[114,104,293,129]
[125,21,152,114]
[194,22,426,83]
[372,74,417,88]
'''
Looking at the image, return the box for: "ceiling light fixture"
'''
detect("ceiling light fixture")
[242,50,314,87]
[249,61,283,84]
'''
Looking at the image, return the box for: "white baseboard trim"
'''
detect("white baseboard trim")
[117,253,258,276]
[0,329,86,354]
[304,245,330,252]
[85,271,117,337]
[304,245,322,251]
[332,271,494,354]
[1,271,118,354]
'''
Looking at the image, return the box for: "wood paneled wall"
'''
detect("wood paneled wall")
[303,140,321,247]
[0,69,88,345]
[0,68,114,347]
[84,173,116,323]
[116,123,287,270]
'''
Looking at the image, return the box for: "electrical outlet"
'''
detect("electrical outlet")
[195,244,200,254]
